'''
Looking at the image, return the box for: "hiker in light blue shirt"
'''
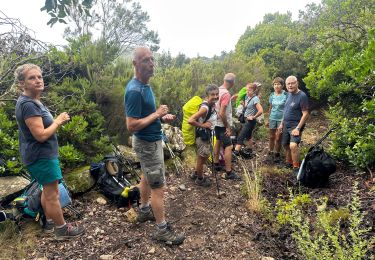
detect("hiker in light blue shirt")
[266,77,287,163]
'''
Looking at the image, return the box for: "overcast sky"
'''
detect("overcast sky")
[1,0,320,57]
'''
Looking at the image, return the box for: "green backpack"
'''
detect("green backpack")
[182,96,203,145]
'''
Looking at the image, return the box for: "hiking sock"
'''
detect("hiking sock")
[140,204,151,213]
[46,219,53,224]
[293,162,300,168]
[157,220,167,230]
[55,223,67,229]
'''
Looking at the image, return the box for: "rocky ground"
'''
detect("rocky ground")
[1,111,374,259]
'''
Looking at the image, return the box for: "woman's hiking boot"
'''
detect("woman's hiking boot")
[195,177,211,187]
[273,153,281,163]
[225,171,241,180]
[137,207,156,223]
[152,222,185,245]
[43,220,55,234]
[54,223,85,240]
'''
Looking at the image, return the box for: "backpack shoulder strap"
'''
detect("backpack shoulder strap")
[200,101,213,123]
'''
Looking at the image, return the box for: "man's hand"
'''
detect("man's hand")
[291,128,300,136]
[225,127,231,136]
[277,123,283,134]
[201,121,212,129]
[156,105,169,118]
[247,115,255,121]
[161,113,176,123]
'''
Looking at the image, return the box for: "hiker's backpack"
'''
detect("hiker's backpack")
[182,96,203,145]
[297,146,336,188]
[95,156,140,208]
[11,180,72,222]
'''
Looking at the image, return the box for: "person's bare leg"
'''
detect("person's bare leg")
[269,129,276,152]
[224,145,233,172]
[196,155,207,178]
[42,181,65,226]
[284,144,292,164]
[213,140,221,164]
[275,131,282,153]
[139,176,151,207]
[150,187,165,224]
[290,142,299,166]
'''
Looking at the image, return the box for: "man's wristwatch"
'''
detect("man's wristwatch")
[296,127,300,131]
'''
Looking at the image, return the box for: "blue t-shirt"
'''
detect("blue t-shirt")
[269,91,287,121]
[244,95,260,117]
[15,95,59,166]
[124,78,162,142]
[283,90,309,128]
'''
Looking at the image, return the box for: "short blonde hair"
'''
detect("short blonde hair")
[14,64,42,86]
[224,73,236,82]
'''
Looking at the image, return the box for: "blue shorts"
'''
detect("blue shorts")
[281,125,304,145]
[269,120,282,129]
[26,158,62,186]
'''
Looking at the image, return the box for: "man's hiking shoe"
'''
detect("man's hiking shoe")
[55,223,84,240]
[195,177,211,187]
[225,171,241,180]
[43,220,54,234]
[137,208,156,223]
[190,172,198,180]
[152,223,185,245]
[240,148,254,159]
[283,162,293,169]
[214,164,224,172]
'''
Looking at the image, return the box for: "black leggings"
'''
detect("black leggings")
[237,120,256,145]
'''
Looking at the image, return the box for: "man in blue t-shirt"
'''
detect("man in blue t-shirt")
[124,47,185,245]
[279,76,309,173]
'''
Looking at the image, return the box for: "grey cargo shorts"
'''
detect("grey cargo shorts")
[133,136,166,189]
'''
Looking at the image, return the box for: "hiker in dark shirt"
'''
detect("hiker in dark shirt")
[278,76,309,173]
[14,64,84,239]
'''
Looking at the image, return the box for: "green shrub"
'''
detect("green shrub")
[59,144,85,169]
[276,182,375,259]
[0,107,22,175]
[328,102,375,170]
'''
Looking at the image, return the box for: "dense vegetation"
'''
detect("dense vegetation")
[1,0,374,175]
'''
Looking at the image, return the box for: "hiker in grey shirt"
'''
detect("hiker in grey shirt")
[14,63,84,239]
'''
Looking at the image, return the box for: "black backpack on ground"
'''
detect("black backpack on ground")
[92,156,140,208]
[297,128,336,188]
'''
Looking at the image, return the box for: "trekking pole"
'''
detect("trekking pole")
[312,127,337,149]
[210,130,221,198]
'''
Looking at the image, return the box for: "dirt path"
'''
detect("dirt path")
[35,163,265,259]
[22,111,374,259]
